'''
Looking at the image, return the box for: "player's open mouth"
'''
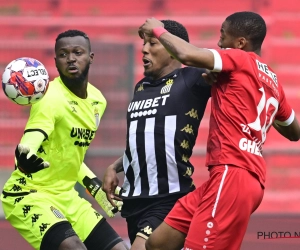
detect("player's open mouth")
[67,65,78,73]
[142,58,151,67]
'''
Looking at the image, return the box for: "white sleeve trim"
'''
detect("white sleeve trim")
[208,49,222,72]
[275,110,295,126]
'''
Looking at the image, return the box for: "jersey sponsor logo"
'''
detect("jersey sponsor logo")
[256,60,278,88]
[130,109,158,118]
[239,138,262,156]
[70,127,96,147]
[51,206,65,219]
[128,94,170,118]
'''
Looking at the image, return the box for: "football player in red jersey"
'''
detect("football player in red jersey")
[139,11,300,250]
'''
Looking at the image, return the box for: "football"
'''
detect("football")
[2,57,49,106]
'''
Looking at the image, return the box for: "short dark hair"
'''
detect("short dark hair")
[225,11,266,51]
[55,30,91,51]
[161,20,189,42]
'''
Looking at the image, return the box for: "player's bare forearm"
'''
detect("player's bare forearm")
[159,32,215,69]
[110,156,124,173]
[273,118,300,141]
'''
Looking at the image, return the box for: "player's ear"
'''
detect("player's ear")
[89,52,94,64]
[237,37,247,49]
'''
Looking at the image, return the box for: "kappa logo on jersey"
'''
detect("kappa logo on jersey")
[16,177,26,186]
[14,197,24,204]
[137,84,144,92]
[10,184,22,192]
[142,226,153,235]
[51,206,65,219]
[181,124,194,134]
[94,211,101,219]
[160,79,173,94]
[68,101,78,113]
[180,140,190,149]
[183,167,193,176]
[31,213,42,226]
[185,108,199,119]
[23,205,33,217]
[70,127,96,147]
[182,154,189,162]
[39,223,51,236]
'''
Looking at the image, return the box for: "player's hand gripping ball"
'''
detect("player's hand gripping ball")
[2,57,49,105]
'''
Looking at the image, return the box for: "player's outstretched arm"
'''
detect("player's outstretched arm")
[102,156,124,207]
[15,144,50,174]
[78,162,123,218]
[273,115,300,141]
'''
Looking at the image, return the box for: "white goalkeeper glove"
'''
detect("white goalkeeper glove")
[83,176,123,218]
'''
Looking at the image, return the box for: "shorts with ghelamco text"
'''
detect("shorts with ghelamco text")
[165,165,264,250]
[1,188,104,250]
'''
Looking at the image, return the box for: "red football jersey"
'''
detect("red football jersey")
[206,48,294,185]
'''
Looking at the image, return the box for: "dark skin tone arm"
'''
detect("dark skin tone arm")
[273,118,300,141]
[102,156,124,207]
[139,18,215,69]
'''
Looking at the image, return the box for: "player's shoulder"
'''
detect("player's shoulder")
[45,77,63,96]
[180,66,206,75]
[179,67,207,84]
[87,82,106,99]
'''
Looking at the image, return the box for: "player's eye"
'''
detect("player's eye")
[75,51,83,55]
[59,53,67,57]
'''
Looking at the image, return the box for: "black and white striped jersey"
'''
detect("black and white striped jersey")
[121,67,211,199]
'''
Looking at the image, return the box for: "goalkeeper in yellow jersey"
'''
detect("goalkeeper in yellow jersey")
[1,30,128,250]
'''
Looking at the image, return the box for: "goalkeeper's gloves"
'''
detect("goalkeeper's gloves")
[15,144,50,174]
[83,176,123,218]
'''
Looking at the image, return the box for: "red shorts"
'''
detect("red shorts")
[164,165,264,250]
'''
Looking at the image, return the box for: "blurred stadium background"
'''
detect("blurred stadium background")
[0,0,300,249]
